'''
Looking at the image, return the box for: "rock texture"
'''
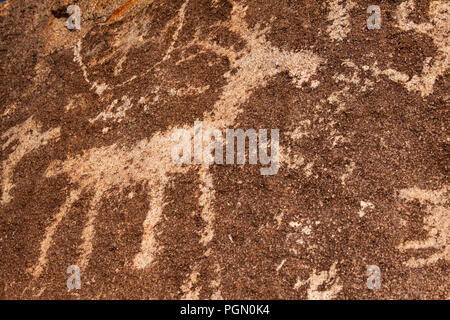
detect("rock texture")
[0,0,448,299]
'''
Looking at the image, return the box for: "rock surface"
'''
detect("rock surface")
[0,0,448,299]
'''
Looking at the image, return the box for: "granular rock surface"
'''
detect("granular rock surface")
[0,0,448,299]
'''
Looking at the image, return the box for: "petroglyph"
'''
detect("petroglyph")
[29,2,323,284]
[31,189,81,278]
[397,186,449,268]
[294,262,343,300]
[198,167,215,245]
[1,117,60,205]
[358,201,374,218]
[89,96,133,123]
[372,0,449,97]
[4,0,447,300]
[181,266,201,300]
[327,0,356,42]
[74,40,109,95]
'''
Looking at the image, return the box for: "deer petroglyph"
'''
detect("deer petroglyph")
[29,3,323,284]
